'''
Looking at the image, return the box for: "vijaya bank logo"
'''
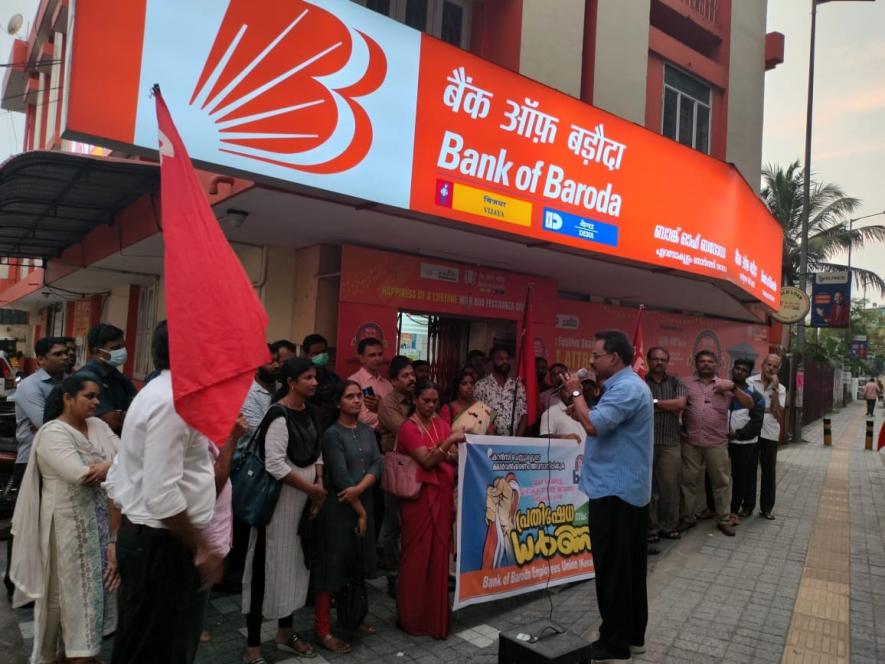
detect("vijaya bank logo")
[188,0,387,174]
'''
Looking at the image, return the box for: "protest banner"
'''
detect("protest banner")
[454,435,594,610]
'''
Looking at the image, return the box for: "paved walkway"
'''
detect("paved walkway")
[2,400,883,663]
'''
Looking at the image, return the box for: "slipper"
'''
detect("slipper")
[244,658,268,664]
[760,511,776,520]
[318,633,353,654]
[358,623,377,635]
[647,532,660,543]
[661,530,681,540]
[277,633,316,658]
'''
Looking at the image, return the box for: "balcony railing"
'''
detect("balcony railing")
[680,0,719,25]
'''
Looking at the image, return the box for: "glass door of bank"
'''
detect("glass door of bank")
[396,311,515,392]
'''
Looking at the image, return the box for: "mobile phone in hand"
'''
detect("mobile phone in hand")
[362,386,375,398]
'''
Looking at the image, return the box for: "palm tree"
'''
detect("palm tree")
[761,160,885,296]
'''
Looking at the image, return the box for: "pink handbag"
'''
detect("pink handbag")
[381,434,422,500]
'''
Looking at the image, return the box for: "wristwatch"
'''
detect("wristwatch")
[571,390,582,399]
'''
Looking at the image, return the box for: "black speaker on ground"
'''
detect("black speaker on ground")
[497,619,593,664]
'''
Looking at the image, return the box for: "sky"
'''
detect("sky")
[0,0,883,302]
[763,0,885,306]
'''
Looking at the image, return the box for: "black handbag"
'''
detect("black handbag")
[335,538,368,631]
[230,414,282,527]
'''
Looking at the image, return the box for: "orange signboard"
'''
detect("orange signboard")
[410,37,780,307]
[62,0,782,306]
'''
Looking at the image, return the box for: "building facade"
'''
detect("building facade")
[0,0,784,383]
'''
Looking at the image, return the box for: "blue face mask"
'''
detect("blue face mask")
[311,352,330,368]
[102,347,128,367]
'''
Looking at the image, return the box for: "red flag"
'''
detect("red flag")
[631,306,646,379]
[154,87,270,445]
[517,287,539,427]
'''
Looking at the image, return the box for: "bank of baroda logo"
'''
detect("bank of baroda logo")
[189,0,387,174]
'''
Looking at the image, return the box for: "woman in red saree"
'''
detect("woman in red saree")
[397,380,465,639]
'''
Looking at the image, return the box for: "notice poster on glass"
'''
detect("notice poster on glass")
[454,436,594,610]
[810,271,851,328]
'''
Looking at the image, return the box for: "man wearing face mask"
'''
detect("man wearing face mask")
[301,333,342,428]
[77,323,137,435]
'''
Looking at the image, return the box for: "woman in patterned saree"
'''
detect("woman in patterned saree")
[10,374,119,664]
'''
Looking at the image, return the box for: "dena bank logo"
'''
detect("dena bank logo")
[544,210,563,230]
[189,0,387,174]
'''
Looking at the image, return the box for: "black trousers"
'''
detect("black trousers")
[588,497,648,656]
[111,519,206,664]
[867,399,877,416]
[728,443,759,513]
[224,515,251,588]
[758,438,778,514]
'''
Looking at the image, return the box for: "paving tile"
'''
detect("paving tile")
[4,403,885,664]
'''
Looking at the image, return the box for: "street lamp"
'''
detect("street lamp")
[792,0,875,442]
[846,210,885,275]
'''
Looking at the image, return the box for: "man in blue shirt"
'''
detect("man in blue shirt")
[565,329,653,664]
[14,337,69,464]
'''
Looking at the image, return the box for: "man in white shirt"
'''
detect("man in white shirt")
[745,354,786,520]
[106,321,223,664]
[475,346,527,436]
[238,345,280,449]
[539,383,586,443]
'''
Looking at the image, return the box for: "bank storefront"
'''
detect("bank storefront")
[2,0,781,381]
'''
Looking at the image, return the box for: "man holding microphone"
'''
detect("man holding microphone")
[563,330,653,664]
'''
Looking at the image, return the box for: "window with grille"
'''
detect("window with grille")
[661,64,711,154]
[354,0,472,49]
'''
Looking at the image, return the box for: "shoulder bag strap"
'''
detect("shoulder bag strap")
[252,404,287,461]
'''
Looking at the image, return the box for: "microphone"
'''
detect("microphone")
[575,368,590,381]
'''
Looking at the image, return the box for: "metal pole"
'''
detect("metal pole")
[792,0,817,442]
[846,216,854,372]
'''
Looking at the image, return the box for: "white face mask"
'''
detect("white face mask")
[102,347,128,367]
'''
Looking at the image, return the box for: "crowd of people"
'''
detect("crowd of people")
[3,319,794,663]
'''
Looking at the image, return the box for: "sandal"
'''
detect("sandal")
[358,623,377,635]
[647,532,660,543]
[661,530,681,540]
[318,633,353,653]
[277,633,316,658]
[244,658,268,664]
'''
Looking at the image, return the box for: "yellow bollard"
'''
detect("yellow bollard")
[823,418,832,447]
[866,419,874,451]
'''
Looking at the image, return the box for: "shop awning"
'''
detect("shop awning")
[0,150,158,260]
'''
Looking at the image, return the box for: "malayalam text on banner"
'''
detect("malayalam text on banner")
[454,435,594,610]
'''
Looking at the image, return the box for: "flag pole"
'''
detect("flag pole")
[511,284,534,436]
